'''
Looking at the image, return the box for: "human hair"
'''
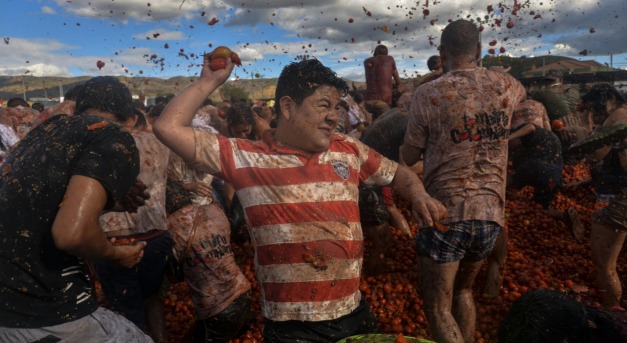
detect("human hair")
[31,102,45,112]
[582,83,626,113]
[251,106,264,116]
[226,102,254,127]
[441,19,480,58]
[498,289,621,343]
[374,44,388,56]
[75,76,134,122]
[133,109,148,130]
[7,97,30,108]
[427,55,441,71]
[63,84,85,101]
[274,59,348,118]
[147,102,166,119]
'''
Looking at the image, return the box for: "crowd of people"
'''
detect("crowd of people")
[0,19,625,343]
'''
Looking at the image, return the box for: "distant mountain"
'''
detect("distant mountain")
[0,75,281,103]
[480,55,601,79]
[0,55,599,101]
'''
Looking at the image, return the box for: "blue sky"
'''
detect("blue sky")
[1,0,626,81]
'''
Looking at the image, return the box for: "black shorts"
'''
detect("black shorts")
[95,230,174,327]
[196,291,253,343]
[262,298,377,343]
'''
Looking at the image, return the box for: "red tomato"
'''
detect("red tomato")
[209,57,227,71]
[552,119,564,130]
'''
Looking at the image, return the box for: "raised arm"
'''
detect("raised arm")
[153,54,234,162]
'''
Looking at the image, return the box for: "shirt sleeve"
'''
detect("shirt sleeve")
[72,128,140,207]
[192,127,224,176]
[354,138,398,186]
[404,88,429,150]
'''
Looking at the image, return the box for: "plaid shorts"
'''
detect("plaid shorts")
[416,220,502,263]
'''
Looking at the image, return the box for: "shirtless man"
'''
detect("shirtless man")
[363,44,403,120]
[402,20,526,343]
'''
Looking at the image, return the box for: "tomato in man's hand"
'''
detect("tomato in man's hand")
[209,57,227,71]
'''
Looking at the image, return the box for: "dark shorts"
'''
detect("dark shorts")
[262,298,378,343]
[513,160,563,209]
[95,230,174,328]
[416,221,502,263]
[196,291,253,343]
[593,192,627,233]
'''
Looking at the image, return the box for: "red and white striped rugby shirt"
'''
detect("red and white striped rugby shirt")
[192,128,398,321]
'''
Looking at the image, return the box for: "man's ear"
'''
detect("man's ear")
[124,115,138,130]
[279,96,293,121]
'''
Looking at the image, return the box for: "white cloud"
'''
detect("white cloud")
[3,0,626,78]
[41,6,56,15]
[53,0,226,21]
[237,47,264,63]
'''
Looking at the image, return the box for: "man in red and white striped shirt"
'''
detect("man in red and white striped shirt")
[154,56,445,343]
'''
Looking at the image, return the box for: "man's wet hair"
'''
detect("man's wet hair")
[31,102,45,112]
[63,84,85,101]
[75,76,134,122]
[374,44,388,56]
[498,289,621,343]
[226,102,254,127]
[441,19,480,57]
[582,83,626,113]
[427,55,441,71]
[7,97,30,108]
[274,59,348,118]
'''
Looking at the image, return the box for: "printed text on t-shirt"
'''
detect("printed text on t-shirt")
[450,110,509,143]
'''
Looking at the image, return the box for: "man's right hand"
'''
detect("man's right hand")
[200,52,235,84]
[110,241,146,269]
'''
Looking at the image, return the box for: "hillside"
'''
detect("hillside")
[0,75,282,103]
[0,55,584,102]
[481,55,583,79]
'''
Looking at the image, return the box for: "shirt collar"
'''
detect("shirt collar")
[262,129,346,156]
